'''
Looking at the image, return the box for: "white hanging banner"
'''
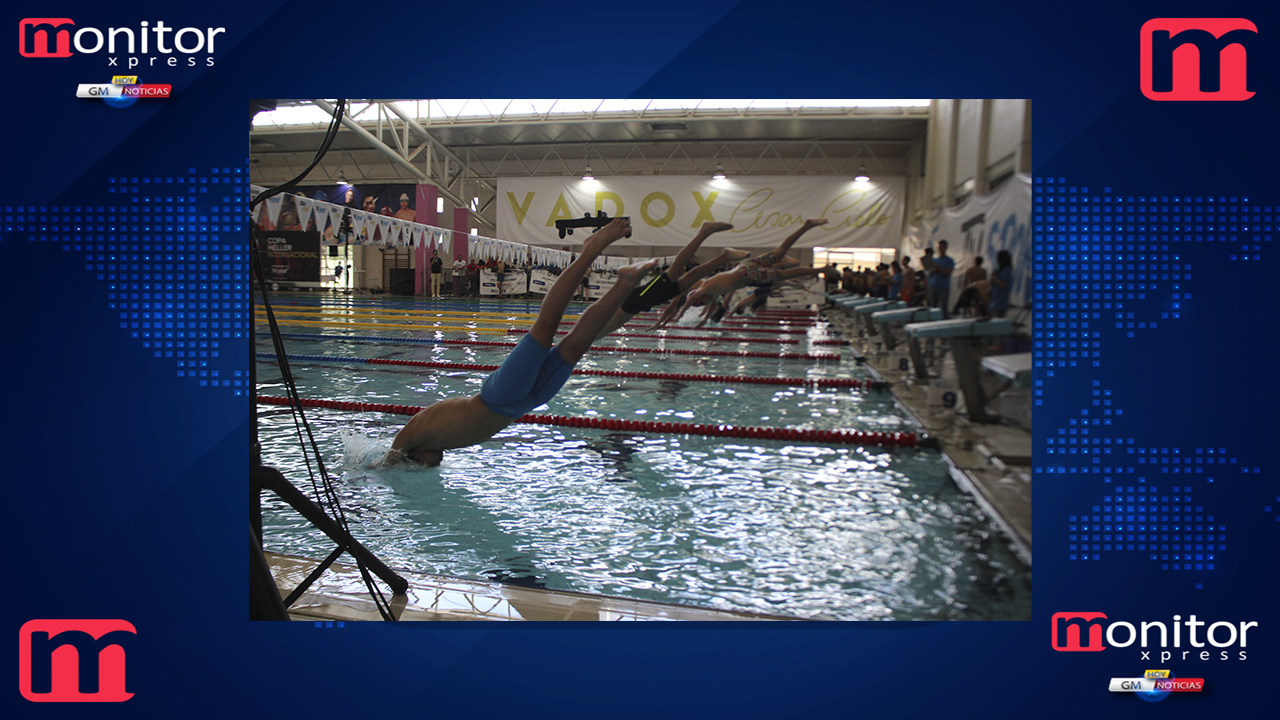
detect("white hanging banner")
[373,213,389,244]
[264,194,284,227]
[319,202,337,241]
[901,174,1032,308]
[295,196,314,231]
[328,204,345,235]
[389,219,404,246]
[351,212,371,244]
[497,175,904,249]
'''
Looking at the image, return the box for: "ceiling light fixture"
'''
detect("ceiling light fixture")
[855,165,870,182]
[582,165,595,181]
[712,163,726,180]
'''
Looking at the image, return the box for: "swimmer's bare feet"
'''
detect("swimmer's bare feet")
[583,218,632,255]
[701,221,734,234]
[804,218,829,228]
[714,248,752,267]
[617,258,660,285]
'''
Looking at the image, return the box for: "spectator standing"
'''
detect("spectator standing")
[901,256,916,305]
[452,256,466,296]
[990,249,1014,318]
[430,251,444,297]
[927,240,955,318]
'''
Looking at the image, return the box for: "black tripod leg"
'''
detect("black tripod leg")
[250,527,290,621]
[251,466,409,595]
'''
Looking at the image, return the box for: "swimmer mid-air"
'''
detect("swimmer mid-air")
[387,218,657,467]
[593,221,747,339]
[649,219,837,330]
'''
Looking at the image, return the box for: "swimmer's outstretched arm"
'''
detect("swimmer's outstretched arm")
[728,291,757,316]
[648,290,691,330]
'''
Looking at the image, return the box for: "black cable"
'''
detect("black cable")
[250,100,397,620]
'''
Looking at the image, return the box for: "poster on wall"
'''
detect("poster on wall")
[497,176,905,249]
[294,183,420,220]
[255,230,321,284]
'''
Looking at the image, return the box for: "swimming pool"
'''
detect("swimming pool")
[256,295,1030,620]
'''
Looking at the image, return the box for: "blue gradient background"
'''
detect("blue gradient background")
[3,0,1277,716]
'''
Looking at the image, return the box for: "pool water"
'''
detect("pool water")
[255,296,1030,620]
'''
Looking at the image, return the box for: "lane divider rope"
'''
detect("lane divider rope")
[256,395,918,448]
[258,353,880,389]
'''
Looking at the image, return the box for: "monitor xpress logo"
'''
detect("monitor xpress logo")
[19,18,224,68]
[1052,612,1258,661]
[19,620,137,702]
[1140,18,1257,101]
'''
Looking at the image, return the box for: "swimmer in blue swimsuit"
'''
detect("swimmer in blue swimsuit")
[387,218,658,467]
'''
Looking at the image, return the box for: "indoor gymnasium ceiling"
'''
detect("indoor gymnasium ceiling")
[250,99,931,229]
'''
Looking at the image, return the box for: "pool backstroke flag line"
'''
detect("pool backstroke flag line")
[497,176,905,248]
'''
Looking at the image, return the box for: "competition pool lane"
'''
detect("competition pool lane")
[255,296,1031,620]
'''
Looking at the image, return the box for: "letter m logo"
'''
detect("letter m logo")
[19,620,137,702]
[1141,18,1257,101]
[19,18,74,57]
[1051,611,1108,652]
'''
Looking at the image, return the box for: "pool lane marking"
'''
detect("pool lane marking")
[258,321,816,345]
[268,332,835,350]
[258,307,550,325]
[257,352,872,389]
[260,305,826,332]
[255,395,917,448]
[256,312,826,336]
[255,332,837,360]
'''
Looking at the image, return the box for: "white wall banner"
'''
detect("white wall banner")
[901,174,1032,308]
[585,272,617,299]
[497,176,904,249]
[479,269,529,296]
[529,268,557,295]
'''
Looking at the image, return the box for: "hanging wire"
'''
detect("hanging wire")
[250,99,397,620]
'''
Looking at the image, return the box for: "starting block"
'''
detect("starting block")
[871,306,942,350]
[903,317,1016,422]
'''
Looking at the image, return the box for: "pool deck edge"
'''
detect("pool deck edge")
[824,309,1033,568]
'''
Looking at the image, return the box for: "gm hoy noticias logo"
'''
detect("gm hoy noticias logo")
[1141,18,1258,101]
[1052,612,1258,662]
[18,620,137,702]
[18,18,224,68]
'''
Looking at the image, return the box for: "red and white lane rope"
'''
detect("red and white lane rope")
[257,396,919,448]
